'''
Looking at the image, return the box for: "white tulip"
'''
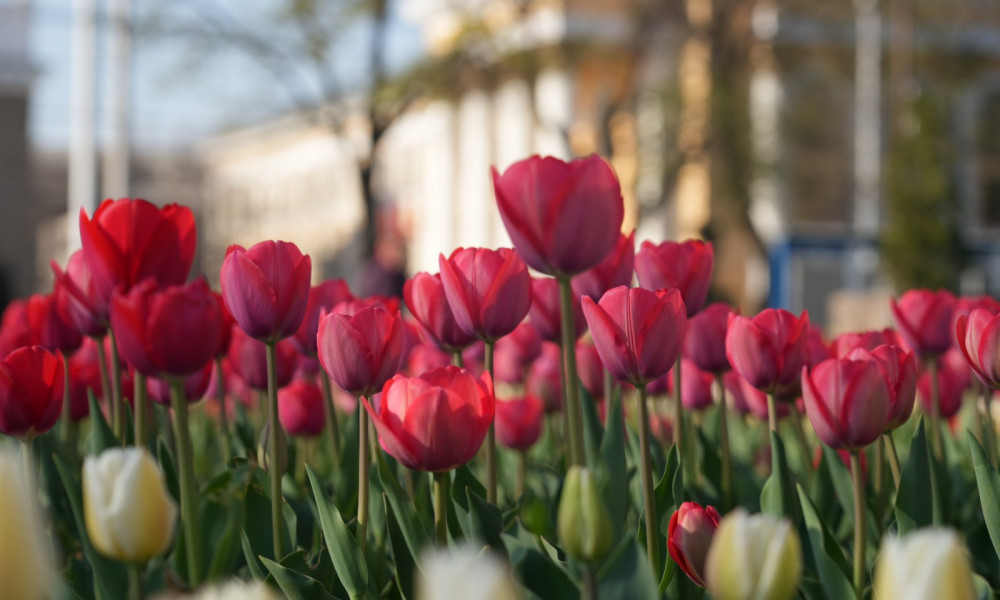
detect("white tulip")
[704,509,802,600]
[0,444,54,600]
[874,528,975,600]
[418,544,521,600]
[154,579,284,600]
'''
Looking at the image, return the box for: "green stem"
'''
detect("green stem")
[850,452,866,598]
[715,374,732,508]
[20,439,34,499]
[558,341,572,462]
[884,433,902,490]
[516,450,527,498]
[60,352,77,453]
[133,372,147,449]
[874,432,885,520]
[451,351,463,367]
[583,569,599,600]
[982,386,998,468]
[484,341,497,504]
[169,380,202,584]
[603,369,613,406]
[127,563,143,600]
[108,328,124,441]
[265,342,285,561]
[637,384,659,570]
[557,276,585,467]
[94,334,111,406]
[673,356,688,482]
[358,399,370,553]
[214,357,232,463]
[434,470,449,546]
[928,360,944,460]
[766,393,779,434]
[791,412,813,480]
[319,374,341,462]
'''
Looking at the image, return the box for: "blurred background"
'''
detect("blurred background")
[1,0,997,333]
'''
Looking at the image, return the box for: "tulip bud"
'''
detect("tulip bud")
[157,579,283,600]
[418,545,521,600]
[668,502,721,587]
[874,529,975,600]
[83,447,178,563]
[558,466,614,565]
[704,509,801,600]
[0,445,54,600]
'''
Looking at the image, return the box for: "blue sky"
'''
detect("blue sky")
[28,0,424,151]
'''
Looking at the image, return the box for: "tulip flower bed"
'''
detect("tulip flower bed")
[5,154,1000,600]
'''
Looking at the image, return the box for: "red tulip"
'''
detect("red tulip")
[952,295,1000,343]
[51,251,108,336]
[79,198,196,303]
[493,154,624,276]
[493,322,542,384]
[364,366,494,472]
[317,303,404,397]
[403,272,475,352]
[649,412,674,445]
[110,278,225,378]
[212,291,235,358]
[830,328,901,359]
[723,370,787,421]
[526,342,563,413]
[0,346,65,438]
[0,300,32,358]
[678,359,715,411]
[917,348,970,419]
[889,289,957,357]
[495,395,544,451]
[67,339,104,421]
[26,293,83,354]
[957,308,1000,390]
[205,357,255,416]
[278,380,325,437]
[635,239,714,317]
[292,279,352,358]
[868,345,918,431]
[683,302,734,374]
[438,247,532,342]
[801,350,891,450]
[461,341,486,374]
[220,240,312,344]
[406,343,452,376]
[804,325,832,367]
[147,363,212,405]
[725,309,809,397]
[582,286,686,386]
[668,502,721,588]
[571,231,636,302]
[228,327,298,391]
[576,340,606,401]
[529,276,585,343]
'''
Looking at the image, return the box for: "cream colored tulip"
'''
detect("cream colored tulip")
[0,445,54,600]
[704,509,801,600]
[874,528,975,600]
[418,545,521,600]
[84,447,178,563]
[154,579,284,600]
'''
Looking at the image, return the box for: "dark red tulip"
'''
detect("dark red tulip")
[571,231,636,302]
[917,348,970,419]
[212,291,235,358]
[725,309,809,397]
[867,345,917,431]
[51,251,108,336]
[79,198,196,303]
[364,366,494,472]
[0,346,65,438]
[495,395,544,451]
[292,279,353,358]
[0,300,32,358]
[582,286,686,386]
[278,380,325,437]
[668,502,721,588]
[228,327,298,391]
[404,272,475,352]
[493,154,624,276]
[635,239,714,317]
[110,278,225,378]
[526,341,563,413]
[438,247,532,342]
[683,302,734,374]
[957,308,1000,390]
[889,289,957,358]
[830,329,901,359]
[802,350,891,450]
[67,339,104,421]
[317,303,404,397]
[147,363,212,405]
[529,276,585,343]
[220,240,312,344]
[493,322,542,384]
[26,293,83,354]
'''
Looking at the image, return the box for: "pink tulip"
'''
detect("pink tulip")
[403,272,475,352]
[830,329,901,359]
[26,293,83,354]
[683,302,734,374]
[278,380,326,437]
[723,370,788,421]
[889,289,957,357]
[405,343,452,376]
[725,309,809,397]
[317,302,404,397]
[438,247,532,342]
[51,251,108,336]
[678,359,715,411]
[867,345,918,431]
[668,502,721,587]
[529,277,584,342]
[493,322,542,384]
[526,342,563,413]
[147,363,213,405]
[571,231,636,301]
[292,279,353,358]
[917,348,970,419]
[635,239,714,317]
[801,350,891,450]
[495,395,544,451]
[576,340,607,401]
[957,307,1000,390]
[228,327,298,391]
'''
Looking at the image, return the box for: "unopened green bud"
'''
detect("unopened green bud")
[557,466,614,565]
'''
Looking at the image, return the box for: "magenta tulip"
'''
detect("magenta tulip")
[404,272,475,352]
[495,395,544,451]
[801,350,891,450]
[635,239,714,317]
[957,308,1000,390]
[678,359,715,411]
[438,247,532,342]
[526,342,563,413]
[683,302,734,374]
[292,279,353,358]
[571,231,636,302]
[725,309,809,397]
[529,276,585,342]
[493,322,542,384]
[668,502,721,587]
[917,348,970,419]
[866,344,917,431]
[278,380,325,437]
[147,363,212,405]
[317,303,404,397]
[228,327,298,391]
[830,329,901,359]
[51,251,108,336]
[889,289,957,357]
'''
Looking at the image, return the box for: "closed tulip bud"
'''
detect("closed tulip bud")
[83,447,177,563]
[802,350,891,450]
[526,341,563,413]
[725,309,809,397]
[317,303,404,397]
[870,344,918,431]
[723,371,789,421]
[404,272,476,353]
[494,154,624,277]
[278,380,325,437]
[704,509,801,600]
[26,293,83,354]
[0,346,65,439]
[228,327,298,391]
[957,307,1000,390]
[558,466,614,565]
[495,395,544,451]
[679,359,715,411]
[576,340,607,401]
[684,302,735,374]
[406,343,452,376]
[0,444,54,600]
[874,529,975,600]
[0,300,33,358]
[890,289,957,358]
[51,250,108,336]
[668,502,721,587]
[636,239,714,317]
[493,322,542,384]
[438,248,532,342]
[418,545,521,600]
[290,279,352,358]
[830,328,903,358]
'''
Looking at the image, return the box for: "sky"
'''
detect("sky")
[27,0,425,152]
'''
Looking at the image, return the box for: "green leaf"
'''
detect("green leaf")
[241,531,266,580]
[260,556,338,600]
[375,451,429,566]
[895,420,933,535]
[760,432,797,520]
[969,432,1000,562]
[86,390,119,455]
[156,438,180,505]
[597,540,658,600]
[797,484,855,599]
[384,496,417,600]
[580,382,604,467]
[598,389,628,537]
[307,465,369,598]
[654,445,680,512]
[506,540,579,600]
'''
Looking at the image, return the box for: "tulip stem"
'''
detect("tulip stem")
[766,392,779,435]
[133,372,147,449]
[60,352,77,454]
[791,413,813,481]
[715,374,733,509]
[319,374,341,463]
[884,433,902,490]
[583,568,600,600]
[358,398,370,553]
[516,450,527,498]
[95,333,112,407]
[265,342,285,561]
[850,451,866,598]
[484,341,498,504]
[981,387,998,468]
[927,360,944,461]
[433,470,449,546]
[127,563,142,600]
[874,433,885,519]
[169,379,202,585]
[108,328,124,442]
[214,357,232,464]
[674,356,689,482]
[451,351,463,367]
[637,384,659,571]
[20,440,34,499]
[557,276,585,467]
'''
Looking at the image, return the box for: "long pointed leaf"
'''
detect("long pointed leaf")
[307,465,368,598]
[969,432,1000,562]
